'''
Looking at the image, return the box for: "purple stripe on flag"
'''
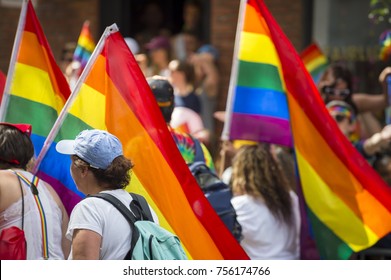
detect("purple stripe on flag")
[38,171,82,215]
[230,113,292,147]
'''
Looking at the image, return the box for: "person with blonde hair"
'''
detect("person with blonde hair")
[230,143,300,260]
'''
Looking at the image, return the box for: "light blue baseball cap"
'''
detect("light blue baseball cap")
[56,129,123,169]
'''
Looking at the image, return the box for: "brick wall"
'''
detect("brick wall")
[0,0,99,73]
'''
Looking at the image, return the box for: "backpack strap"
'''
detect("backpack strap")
[87,193,139,259]
[129,193,153,222]
[189,134,205,163]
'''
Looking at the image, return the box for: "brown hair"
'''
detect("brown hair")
[0,124,34,170]
[231,144,293,224]
[72,155,134,189]
[169,59,195,84]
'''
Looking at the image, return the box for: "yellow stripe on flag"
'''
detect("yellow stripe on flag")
[296,150,379,251]
[11,63,63,113]
[69,83,106,130]
[239,31,279,66]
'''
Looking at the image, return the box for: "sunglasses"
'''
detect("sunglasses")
[333,114,354,124]
[322,86,350,98]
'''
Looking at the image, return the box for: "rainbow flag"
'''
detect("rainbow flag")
[0,0,71,205]
[225,0,391,259]
[73,20,95,73]
[37,24,248,260]
[300,43,328,84]
[222,0,292,147]
[379,29,391,62]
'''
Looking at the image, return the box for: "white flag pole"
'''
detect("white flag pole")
[32,24,119,174]
[0,0,28,121]
[221,0,247,141]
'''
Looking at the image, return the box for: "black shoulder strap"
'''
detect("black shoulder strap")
[87,193,139,259]
[189,134,205,163]
[129,193,153,222]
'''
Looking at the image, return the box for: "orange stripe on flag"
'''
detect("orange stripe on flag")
[105,77,223,258]
[243,2,269,36]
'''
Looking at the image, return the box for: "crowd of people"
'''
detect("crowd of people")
[2,0,391,261]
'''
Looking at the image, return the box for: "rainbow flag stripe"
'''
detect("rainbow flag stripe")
[41,27,248,260]
[0,70,5,104]
[73,20,95,71]
[228,1,292,147]
[300,43,328,84]
[249,0,391,259]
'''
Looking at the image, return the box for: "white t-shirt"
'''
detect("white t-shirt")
[170,107,205,136]
[231,191,300,260]
[66,189,158,260]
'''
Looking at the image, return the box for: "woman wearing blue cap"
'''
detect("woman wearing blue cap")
[56,129,158,260]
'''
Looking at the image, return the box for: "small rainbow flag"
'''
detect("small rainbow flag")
[300,43,328,84]
[36,24,248,260]
[379,29,391,62]
[225,0,391,259]
[73,20,95,73]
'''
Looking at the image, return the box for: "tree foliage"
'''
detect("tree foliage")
[369,0,391,24]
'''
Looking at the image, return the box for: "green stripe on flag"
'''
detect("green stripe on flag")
[55,114,92,142]
[237,60,284,92]
[308,208,354,260]
[5,95,59,137]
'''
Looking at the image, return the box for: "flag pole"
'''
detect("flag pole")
[221,0,247,141]
[0,0,28,121]
[32,24,119,174]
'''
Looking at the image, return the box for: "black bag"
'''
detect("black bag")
[188,137,242,242]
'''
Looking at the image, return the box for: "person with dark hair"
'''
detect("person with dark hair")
[168,60,210,144]
[318,63,391,140]
[318,63,391,113]
[230,143,300,259]
[147,76,214,170]
[0,123,70,259]
[169,59,200,113]
[56,129,158,259]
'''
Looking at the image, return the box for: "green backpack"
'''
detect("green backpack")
[89,192,187,260]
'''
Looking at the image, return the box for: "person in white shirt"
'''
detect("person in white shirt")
[230,143,300,260]
[56,129,157,259]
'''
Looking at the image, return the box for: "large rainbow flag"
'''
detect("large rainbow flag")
[224,0,391,259]
[0,0,71,191]
[37,24,248,260]
[73,20,95,74]
[300,43,329,84]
